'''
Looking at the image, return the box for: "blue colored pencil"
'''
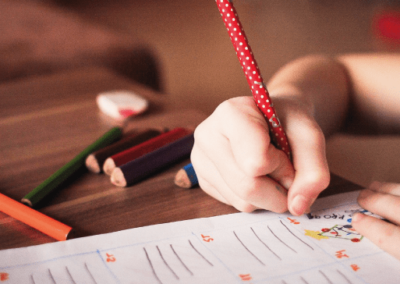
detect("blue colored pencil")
[174,163,198,189]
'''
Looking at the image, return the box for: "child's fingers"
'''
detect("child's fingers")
[191,145,262,212]
[212,97,295,193]
[352,213,400,261]
[191,145,247,208]
[194,133,288,213]
[368,181,400,196]
[216,97,294,185]
[192,104,289,213]
[191,164,230,205]
[208,143,288,213]
[286,117,330,216]
[357,188,400,225]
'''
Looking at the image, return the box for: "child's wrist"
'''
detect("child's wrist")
[269,93,315,123]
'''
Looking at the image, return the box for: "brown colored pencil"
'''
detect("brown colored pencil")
[85,129,163,173]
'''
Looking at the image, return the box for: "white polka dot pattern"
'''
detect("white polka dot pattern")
[216,0,291,158]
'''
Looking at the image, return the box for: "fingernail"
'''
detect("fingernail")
[291,195,309,216]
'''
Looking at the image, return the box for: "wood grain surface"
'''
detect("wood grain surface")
[0,67,362,250]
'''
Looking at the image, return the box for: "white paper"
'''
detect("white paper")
[0,190,399,283]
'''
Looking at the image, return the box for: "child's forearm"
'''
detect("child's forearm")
[266,55,350,137]
[266,54,400,135]
[338,54,400,133]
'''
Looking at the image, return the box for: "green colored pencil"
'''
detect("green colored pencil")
[22,127,123,207]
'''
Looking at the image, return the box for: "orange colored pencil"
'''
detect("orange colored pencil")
[0,193,72,241]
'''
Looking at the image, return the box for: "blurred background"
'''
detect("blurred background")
[2,0,400,187]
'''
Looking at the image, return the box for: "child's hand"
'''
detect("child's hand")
[352,182,400,260]
[191,96,330,215]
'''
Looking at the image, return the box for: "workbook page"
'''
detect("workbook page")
[0,191,399,284]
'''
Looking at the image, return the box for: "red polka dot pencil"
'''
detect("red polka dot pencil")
[215,0,291,158]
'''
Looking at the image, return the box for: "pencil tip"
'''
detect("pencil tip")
[21,198,32,207]
[174,169,192,189]
[103,158,116,176]
[85,154,101,174]
[110,168,127,187]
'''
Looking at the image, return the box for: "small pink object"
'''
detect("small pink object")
[96,90,149,120]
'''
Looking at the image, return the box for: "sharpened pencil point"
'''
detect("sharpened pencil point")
[21,198,32,207]
[174,163,198,189]
[85,154,101,174]
[103,157,116,176]
[110,168,127,187]
[174,169,192,189]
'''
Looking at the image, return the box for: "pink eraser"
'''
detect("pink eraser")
[96,90,149,120]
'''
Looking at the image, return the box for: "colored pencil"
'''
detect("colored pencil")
[111,133,194,187]
[85,129,164,173]
[103,127,192,175]
[174,163,198,189]
[0,193,72,241]
[216,0,291,158]
[22,127,123,207]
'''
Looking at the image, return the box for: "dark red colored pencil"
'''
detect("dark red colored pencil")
[85,129,163,173]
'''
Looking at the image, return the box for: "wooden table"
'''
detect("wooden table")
[0,67,362,250]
